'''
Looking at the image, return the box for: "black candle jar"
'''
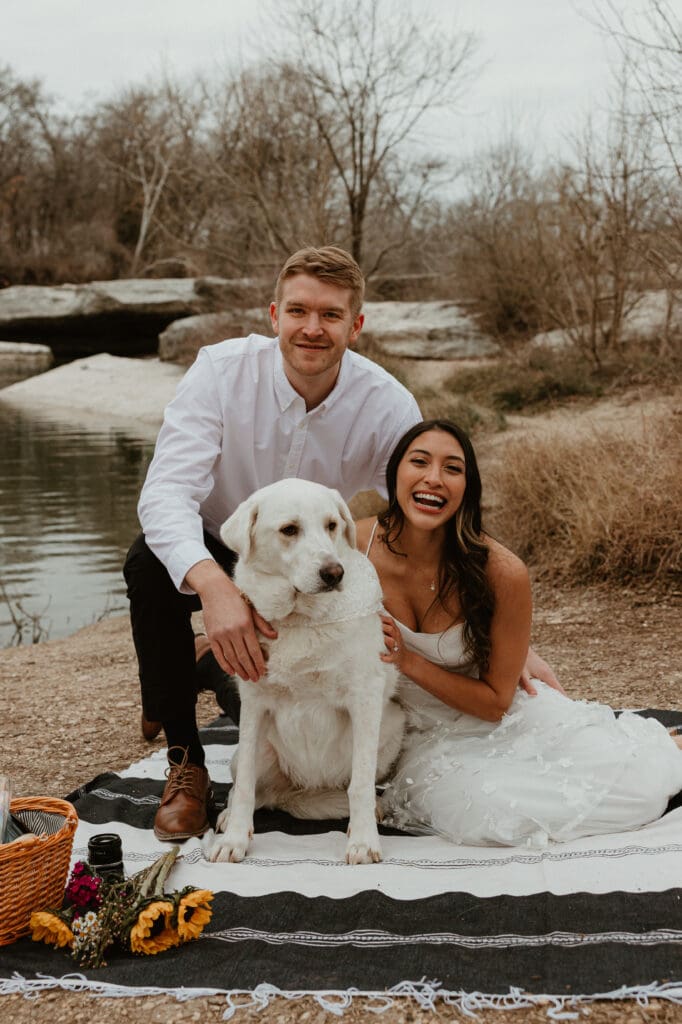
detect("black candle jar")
[87,833,125,880]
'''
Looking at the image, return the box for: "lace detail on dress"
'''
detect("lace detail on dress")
[365,518,682,847]
[382,632,682,849]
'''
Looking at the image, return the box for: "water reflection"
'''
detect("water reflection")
[0,403,154,646]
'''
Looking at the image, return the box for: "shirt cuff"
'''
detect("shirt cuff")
[168,540,216,594]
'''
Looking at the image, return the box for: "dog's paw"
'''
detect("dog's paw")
[200,828,217,857]
[215,806,230,832]
[345,838,383,865]
[203,830,250,863]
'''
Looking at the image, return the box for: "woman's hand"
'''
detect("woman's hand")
[380,613,403,667]
[519,646,566,696]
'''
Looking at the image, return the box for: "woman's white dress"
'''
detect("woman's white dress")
[381,620,682,848]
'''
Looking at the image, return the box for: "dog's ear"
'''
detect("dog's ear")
[220,498,259,559]
[331,490,356,549]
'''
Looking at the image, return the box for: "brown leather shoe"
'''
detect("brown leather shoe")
[141,712,162,742]
[154,747,213,841]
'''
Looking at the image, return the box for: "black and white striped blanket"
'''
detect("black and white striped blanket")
[2,711,682,1018]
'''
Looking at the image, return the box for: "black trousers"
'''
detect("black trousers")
[123,531,237,723]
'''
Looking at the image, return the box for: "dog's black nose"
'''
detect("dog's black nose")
[319,562,344,588]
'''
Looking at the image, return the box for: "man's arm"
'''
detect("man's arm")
[184,560,277,682]
[138,349,224,592]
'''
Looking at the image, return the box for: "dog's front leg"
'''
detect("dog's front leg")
[345,686,384,864]
[206,693,265,863]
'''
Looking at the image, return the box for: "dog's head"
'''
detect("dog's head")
[220,479,356,597]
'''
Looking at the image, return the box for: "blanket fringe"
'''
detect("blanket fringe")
[3,973,682,1019]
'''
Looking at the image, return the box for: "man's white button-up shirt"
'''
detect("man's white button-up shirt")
[138,334,421,592]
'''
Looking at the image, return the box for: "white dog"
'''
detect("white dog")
[203,479,405,865]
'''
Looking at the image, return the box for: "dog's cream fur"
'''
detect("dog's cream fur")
[203,478,405,865]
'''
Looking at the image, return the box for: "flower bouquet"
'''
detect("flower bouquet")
[30,845,213,967]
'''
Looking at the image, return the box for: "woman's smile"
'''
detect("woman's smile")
[397,429,467,525]
[412,490,448,513]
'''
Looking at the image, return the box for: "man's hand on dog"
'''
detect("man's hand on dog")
[184,560,277,682]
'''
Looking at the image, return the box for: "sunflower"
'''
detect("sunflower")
[129,900,178,955]
[176,889,214,942]
[30,910,74,949]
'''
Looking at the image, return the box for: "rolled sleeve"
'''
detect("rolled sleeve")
[168,539,216,594]
[138,349,225,590]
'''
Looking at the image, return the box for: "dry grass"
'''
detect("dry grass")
[488,410,682,587]
[448,341,682,415]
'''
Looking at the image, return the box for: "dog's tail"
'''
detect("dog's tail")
[277,788,350,821]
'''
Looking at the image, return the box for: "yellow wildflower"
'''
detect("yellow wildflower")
[129,900,178,955]
[177,889,214,942]
[30,911,74,949]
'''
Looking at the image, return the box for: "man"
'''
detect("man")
[124,245,558,843]
[124,246,422,842]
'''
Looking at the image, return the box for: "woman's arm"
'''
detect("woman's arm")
[382,546,532,722]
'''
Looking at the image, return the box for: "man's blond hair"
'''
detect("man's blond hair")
[275,246,365,317]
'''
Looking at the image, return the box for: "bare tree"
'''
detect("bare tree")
[596,1,681,180]
[273,0,477,272]
[547,94,659,367]
[93,80,215,277]
[594,0,682,350]
[441,139,560,338]
[203,64,346,269]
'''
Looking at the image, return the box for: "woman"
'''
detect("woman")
[355,419,682,848]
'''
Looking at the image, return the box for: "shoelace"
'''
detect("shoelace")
[164,759,201,797]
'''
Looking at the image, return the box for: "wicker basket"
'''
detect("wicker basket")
[0,796,78,946]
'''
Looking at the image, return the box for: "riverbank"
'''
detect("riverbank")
[0,353,184,440]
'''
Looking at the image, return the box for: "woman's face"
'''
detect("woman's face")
[396,429,467,528]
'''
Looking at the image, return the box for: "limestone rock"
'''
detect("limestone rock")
[0,277,263,359]
[158,300,497,365]
[159,310,271,364]
[0,353,184,440]
[357,301,499,359]
[531,290,681,350]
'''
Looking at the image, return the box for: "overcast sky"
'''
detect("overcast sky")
[4,0,630,162]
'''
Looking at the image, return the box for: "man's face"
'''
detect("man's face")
[270,273,364,391]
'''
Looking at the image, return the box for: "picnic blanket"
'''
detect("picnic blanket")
[2,710,682,1018]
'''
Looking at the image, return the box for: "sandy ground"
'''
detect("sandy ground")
[1,356,681,1022]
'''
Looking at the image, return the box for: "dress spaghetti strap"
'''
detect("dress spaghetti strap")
[365,519,379,557]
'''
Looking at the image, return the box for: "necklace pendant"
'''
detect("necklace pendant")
[430,581,436,591]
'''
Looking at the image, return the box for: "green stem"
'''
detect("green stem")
[139,854,165,898]
[153,846,179,896]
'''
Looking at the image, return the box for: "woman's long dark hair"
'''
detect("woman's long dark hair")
[377,419,494,670]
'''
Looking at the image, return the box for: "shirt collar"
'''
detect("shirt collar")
[318,349,350,413]
[273,342,302,412]
[273,341,352,415]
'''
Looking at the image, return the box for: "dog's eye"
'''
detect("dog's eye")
[327,521,337,532]
[279,524,299,537]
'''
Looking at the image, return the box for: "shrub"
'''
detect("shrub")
[448,342,682,415]
[486,412,682,586]
[448,349,608,413]
[412,386,504,437]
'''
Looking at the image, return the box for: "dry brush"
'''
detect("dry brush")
[487,409,682,587]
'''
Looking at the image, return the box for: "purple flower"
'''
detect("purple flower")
[65,864,102,912]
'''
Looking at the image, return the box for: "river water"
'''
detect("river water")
[0,402,154,647]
